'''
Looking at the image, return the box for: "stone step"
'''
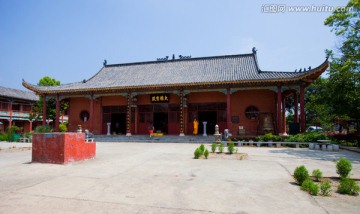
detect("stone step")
[94,135,215,143]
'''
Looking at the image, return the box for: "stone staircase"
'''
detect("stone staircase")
[94,135,215,143]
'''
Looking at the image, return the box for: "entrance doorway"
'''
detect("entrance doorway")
[111,113,126,134]
[198,111,217,135]
[153,112,168,134]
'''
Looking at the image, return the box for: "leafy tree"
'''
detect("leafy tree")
[305,77,334,130]
[38,76,60,86]
[32,76,69,126]
[316,1,360,132]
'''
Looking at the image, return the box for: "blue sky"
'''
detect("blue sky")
[0,0,349,90]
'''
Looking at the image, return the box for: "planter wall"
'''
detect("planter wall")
[32,132,96,164]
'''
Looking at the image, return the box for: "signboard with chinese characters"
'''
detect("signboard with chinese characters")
[150,94,169,103]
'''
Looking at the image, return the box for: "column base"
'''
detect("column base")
[126,133,132,137]
[179,133,185,136]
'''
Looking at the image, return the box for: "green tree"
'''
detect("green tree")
[38,76,60,86]
[321,1,360,132]
[305,77,334,130]
[33,76,68,126]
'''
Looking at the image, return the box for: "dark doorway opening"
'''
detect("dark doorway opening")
[111,113,126,134]
[198,111,217,135]
[153,112,168,134]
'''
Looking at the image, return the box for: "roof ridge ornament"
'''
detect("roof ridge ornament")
[179,55,191,59]
[157,56,169,61]
[103,60,107,66]
[252,47,257,55]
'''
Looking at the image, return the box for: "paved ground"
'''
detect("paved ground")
[0,142,359,214]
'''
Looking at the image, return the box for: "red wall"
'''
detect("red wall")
[230,89,276,135]
[68,97,102,134]
[67,89,276,136]
[32,132,96,164]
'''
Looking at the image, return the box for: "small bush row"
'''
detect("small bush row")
[293,158,359,196]
[194,144,209,159]
[210,142,237,154]
[256,133,282,142]
[285,132,330,143]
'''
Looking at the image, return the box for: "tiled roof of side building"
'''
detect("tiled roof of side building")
[22,53,329,94]
[0,86,38,101]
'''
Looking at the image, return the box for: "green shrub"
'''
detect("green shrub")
[59,123,67,132]
[204,149,209,159]
[309,182,320,196]
[312,169,323,182]
[228,142,235,154]
[294,165,310,185]
[301,179,312,192]
[194,148,201,159]
[285,132,330,142]
[336,157,352,178]
[34,125,53,133]
[338,178,360,195]
[256,133,281,142]
[0,133,8,141]
[301,179,319,196]
[6,126,21,142]
[211,143,217,153]
[24,132,32,139]
[218,143,224,153]
[199,144,205,155]
[320,181,332,196]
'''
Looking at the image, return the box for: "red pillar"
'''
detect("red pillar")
[89,94,94,132]
[126,92,132,136]
[55,94,60,132]
[294,92,298,123]
[226,87,231,132]
[29,121,33,132]
[9,100,13,128]
[282,98,287,134]
[179,89,185,136]
[277,86,282,134]
[300,85,305,132]
[42,95,47,125]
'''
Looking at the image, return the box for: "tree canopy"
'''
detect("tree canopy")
[38,76,60,86]
[305,1,359,131]
[32,76,68,124]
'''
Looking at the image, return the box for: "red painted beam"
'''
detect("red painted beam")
[42,95,47,125]
[300,85,305,132]
[55,94,60,132]
[226,87,231,132]
[277,85,282,134]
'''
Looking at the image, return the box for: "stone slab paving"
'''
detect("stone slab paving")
[0,142,359,214]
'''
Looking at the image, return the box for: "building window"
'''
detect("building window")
[245,106,259,120]
[0,102,9,110]
[80,110,90,122]
[22,104,31,112]
[12,104,20,111]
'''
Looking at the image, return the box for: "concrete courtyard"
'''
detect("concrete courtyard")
[0,142,359,214]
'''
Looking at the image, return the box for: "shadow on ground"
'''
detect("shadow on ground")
[269,149,360,163]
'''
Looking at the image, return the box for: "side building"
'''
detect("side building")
[0,86,38,133]
[23,50,329,136]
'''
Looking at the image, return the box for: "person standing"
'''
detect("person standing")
[148,122,154,138]
[193,118,199,135]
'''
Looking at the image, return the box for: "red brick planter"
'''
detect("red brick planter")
[32,133,96,164]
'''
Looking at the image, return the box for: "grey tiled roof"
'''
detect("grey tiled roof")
[0,86,38,101]
[23,53,328,94]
